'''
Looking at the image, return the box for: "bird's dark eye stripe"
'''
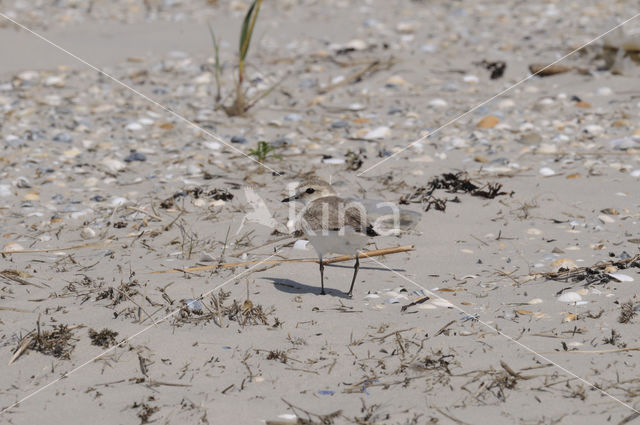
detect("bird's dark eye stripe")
[306,188,315,194]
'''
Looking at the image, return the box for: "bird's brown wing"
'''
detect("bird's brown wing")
[301,197,370,233]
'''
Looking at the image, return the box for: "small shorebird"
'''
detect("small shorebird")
[282,179,377,297]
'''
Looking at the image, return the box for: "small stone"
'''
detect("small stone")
[23,192,39,201]
[463,74,479,83]
[386,75,408,87]
[53,132,73,143]
[476,116,499,129]
[596,87,613,96]
[583,125,604,135]
[610,136,639,151]
[124,151,147,162]
[284,113,302,122]
[204,141,221,150]
[537,143,557,154]
[126,122,143,131]
[45,75,65,87]
[575,101,591,108]
[0,184,11,197]
[193,73,212,84]
[102,158,127,173]
[598,214,615,224]
[428,98,448,108]
[331,120,349,129]
[64,148,82,158]
[344,39,367,51]
[519,132,542,145]
[396,22,417,33]
[231,136,248,144]
[364,126,391,140]
[322,157,345,165]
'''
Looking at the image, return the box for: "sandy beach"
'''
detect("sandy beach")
[1,1,640,424]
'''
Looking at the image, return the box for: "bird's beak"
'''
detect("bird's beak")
[281,195,298,202]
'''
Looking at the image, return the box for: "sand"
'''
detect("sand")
[1,0,640,424]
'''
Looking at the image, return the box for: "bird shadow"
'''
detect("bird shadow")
[262,277,350,298]
[262,264,406,298]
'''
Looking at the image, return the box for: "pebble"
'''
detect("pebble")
[284,113,302,122]
[610,136,639,150]
[125,122,143,131]
[428,98,448,108]
[363,126,391,140]
[102,158,127,173]
[81,227,97,239]
[596,87,613,96]
[322,157,345,165]
[462,74,479,83]
[476,116,499,129]
[231,135,248,144]
[583,125,604,135]
[519,132,542,145]
[124,151,147,162]
[537,143,557,154]
[598,214,615,224]
[53,132,73,143]
[331,120,349,129]
[0,185,11,197]
[204,141,222,150]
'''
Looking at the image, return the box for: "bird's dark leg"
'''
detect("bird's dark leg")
[319,255,325,295]
[347,252,360,298]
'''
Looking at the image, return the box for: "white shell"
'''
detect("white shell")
[607,273,634,282]
[557,292,582,303]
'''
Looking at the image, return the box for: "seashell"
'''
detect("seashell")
[557,292,581,303]
[607,273,634,282]
[2,242,24,252]
[80,227,96,239]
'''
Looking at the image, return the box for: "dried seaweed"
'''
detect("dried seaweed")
[534,254,640,284]
[160,187,234,209]
[178,290,274,327]
[89,328,119,348]
[619,301,637,324]
[400,172,510,211]
[28,324,76,359]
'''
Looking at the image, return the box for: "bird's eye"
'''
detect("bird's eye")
[306,188,315,194]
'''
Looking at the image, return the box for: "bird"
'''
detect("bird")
[282,179,377,297]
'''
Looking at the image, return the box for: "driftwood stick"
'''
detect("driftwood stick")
[152,245,414,274]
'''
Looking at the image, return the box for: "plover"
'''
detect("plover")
[282,179,377,297]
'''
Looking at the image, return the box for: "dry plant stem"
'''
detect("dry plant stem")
[564,347,640,354]
[0,240,113,255]
[153,245,414,274]
[317,59,395,94]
